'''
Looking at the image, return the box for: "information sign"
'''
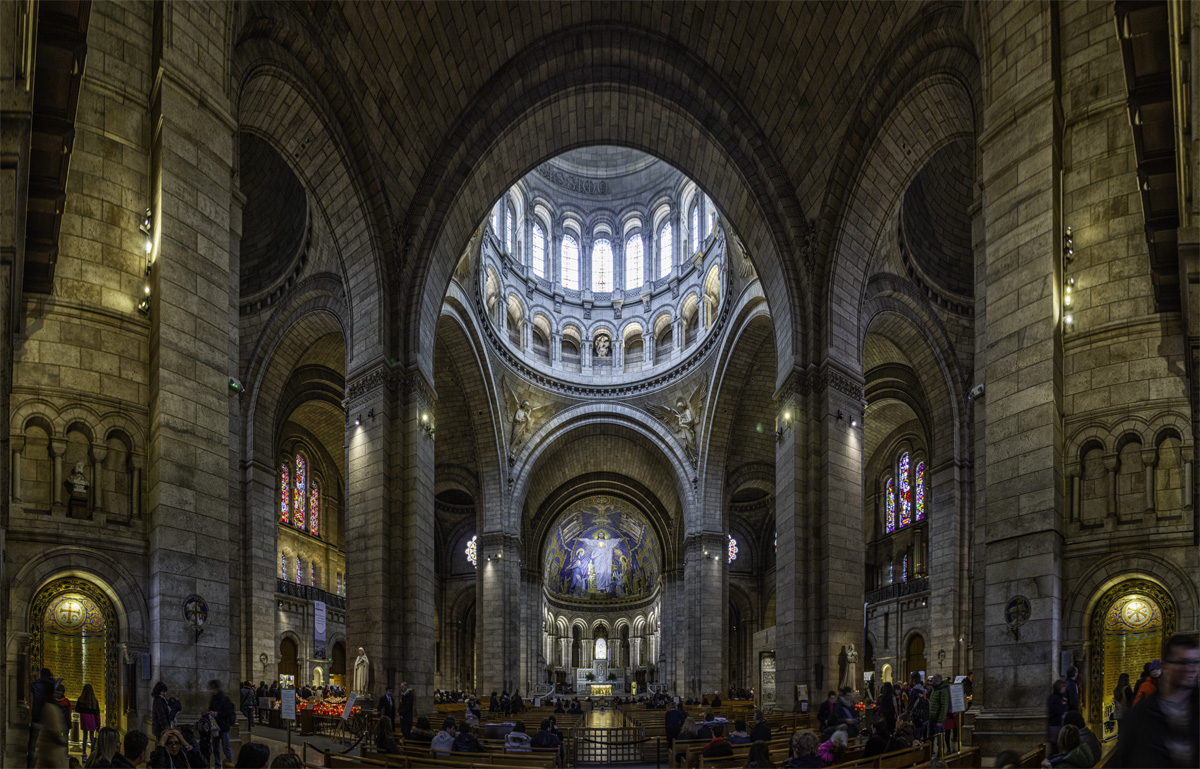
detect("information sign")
[281,689,296,721]
[949,684,966,713]
[342,692,357,721]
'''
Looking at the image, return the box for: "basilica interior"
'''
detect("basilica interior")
[0,0,1196,763]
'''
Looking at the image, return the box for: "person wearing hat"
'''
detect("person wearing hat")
[1134,660,1161,706]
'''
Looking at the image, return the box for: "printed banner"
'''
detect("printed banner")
[314,600,327,659]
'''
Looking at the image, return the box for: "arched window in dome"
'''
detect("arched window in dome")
[562,234,580,290]
[690,202,700,253]
[490,205,500,237]
[658,222,673,279]
[505,204,515,254]
[625,234,643,290]
[531,222,546,278]
[592,239,613,292]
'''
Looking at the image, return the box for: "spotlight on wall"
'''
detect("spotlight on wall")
[355,413,362,427]
[228,377,245,395]
[967,383,985,401]
[139,208,153,236]
[420,412,436,440]
[851,415,858,428]
[836,409,844,421]
[1062,226,1074,263]
[137,293,151,316]
[774,409,794,443]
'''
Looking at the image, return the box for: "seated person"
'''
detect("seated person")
[782,729,823,769]
[711,694,723,708]
[728,720,751,745]
[431,717,457,755]
[816,692,838,733]
[451,722,484,753]
[505,720,532,752]
[408,716,435,743]
[530,719,561,750]
[749,710,771,742]
[701,724,734,759]
[554,700,566,713]
[374,716,398,754]
[674,717,700,765]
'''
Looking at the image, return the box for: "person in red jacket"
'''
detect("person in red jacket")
[1133,660,1160,705]
[701,723,734,760]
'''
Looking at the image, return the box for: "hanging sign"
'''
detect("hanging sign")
[314,601,327,659]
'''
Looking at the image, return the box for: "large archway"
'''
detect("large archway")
[1087,579,1177,724]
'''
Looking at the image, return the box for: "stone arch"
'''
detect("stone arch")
[1064,554,1198,647]
[820,7,981,364]
[435,464,480,501]
[231,11,393,366]
[407,25,814,394]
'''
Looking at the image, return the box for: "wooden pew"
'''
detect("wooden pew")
[1017,743,1046,768]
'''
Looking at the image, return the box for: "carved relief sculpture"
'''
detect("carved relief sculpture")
[67,460,89,498]
[594,335,610,358]
[504,377,554,456]
[646,377,706,466]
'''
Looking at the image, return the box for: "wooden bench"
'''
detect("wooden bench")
[1017,743,1046,768]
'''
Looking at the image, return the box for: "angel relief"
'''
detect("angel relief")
[646,377,706,466]
[504,377,554,458]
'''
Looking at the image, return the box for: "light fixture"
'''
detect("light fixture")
[420,412,435,440]
[836,409,844,421]
[851,416,858,428]
[1063,226,1074,263]
[355,413,362,426]
[139,208,153,236]
[228,377,245,395]
[137,294,150,316]
[774,408,794,443]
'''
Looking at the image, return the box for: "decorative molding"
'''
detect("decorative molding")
[346,366,397,401]
[780,364,865,402]
[536,165,610,196]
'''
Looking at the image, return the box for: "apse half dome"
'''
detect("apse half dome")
[543,497,660,604]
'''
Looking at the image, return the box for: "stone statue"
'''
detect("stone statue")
[646,377,706,465]
[594,335,610,358]
[353,646,369,694]
[847,644,859,692]
[503,377,553,453]
[837,645,849,691]
[67,460,89,496]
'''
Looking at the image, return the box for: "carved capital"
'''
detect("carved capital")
[347,364,399,401]
[405,368,436,414]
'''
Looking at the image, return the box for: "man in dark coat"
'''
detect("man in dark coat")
[665,701,687,743]
[398,681,416,738]
[749,709,772,742]
[1112,633,1198,768]
[378,685,397,723]
[27,667,56,768]
[207,680,236,767]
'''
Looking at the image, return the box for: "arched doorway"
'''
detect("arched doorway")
[279,637,299,687]
[29,577,120,729]
[904,634,927,682]
[1088,579,1176,723]
[331,642,346,687]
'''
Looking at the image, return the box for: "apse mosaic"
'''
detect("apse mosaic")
[44,594,106,635]
[1104,594,1164,633]
[543,497,660,603]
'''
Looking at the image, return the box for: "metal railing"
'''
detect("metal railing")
[864,576,929,605]
[276,579,347,609]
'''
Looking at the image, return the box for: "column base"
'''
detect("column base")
[969,707,1049,757]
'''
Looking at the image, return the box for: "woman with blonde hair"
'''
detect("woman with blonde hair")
[82,727,120,768]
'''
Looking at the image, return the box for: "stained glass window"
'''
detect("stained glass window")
[294,455,306,530]
[727,536,739,563]
[532,223,546,278]
[280,462,290,523]
[309,479,320,537]
[888,559,894,584]
[625,234,643,290]
[592,239,613,292]
[690,204,699,253]
[902,554,908,582]
[310,563,317,588]
[465,535,478,568]
[562,235,580,290]
[885,478,896,533]
[915,461,925,521]
[658,223,673,278]
[296,557,302,584]
[899,452,911,528]
[281,553,286,579]
[505,206,514,254]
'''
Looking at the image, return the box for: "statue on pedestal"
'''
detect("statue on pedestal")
[353,646,369,695]
[67,461,89,498]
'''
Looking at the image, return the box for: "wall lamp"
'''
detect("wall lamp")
[774,409,793,443]
[1063,226,1075,331]
[356,408,375,426]
[137,208,153,315]
[420,412,435,440]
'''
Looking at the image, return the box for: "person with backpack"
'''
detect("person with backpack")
[206,680,235,767]
[908,679,930,742]
[239,681,255,735]
[927,674,950,753]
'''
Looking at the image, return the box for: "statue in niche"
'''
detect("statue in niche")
[353,646,370,695]
[594,335,611,359]
[67,460,89,498]
[646,377,706,466]
[837,644,859,692]
[503,377,553,455]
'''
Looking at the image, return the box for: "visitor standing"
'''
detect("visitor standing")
[877,682,898,732]
[377,686,396,723]
[1112,672,1134,722]
[151,682,172,740]
[77,684,101,762]
[28,667,57,768]
[1065,666,1081,713]
[1112,633,1198,768]
[207,680,236,767]
[398,681,415,738]
[1133,660,1161,705]
[665,701,687,744]
[1046,679,1069,746]
[240,681,255,734]
[927,674,950,752]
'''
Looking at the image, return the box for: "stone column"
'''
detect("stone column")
[146,3,236,710]
[50,439,65,510]
[131,456,143,520]
[1141,449,1157,515]
[683,533,725,698]
[476,533,521,694]
[674,318,685,358]
[614,339,624,372]
[400,373,437,705]
[345,365,395,700]
[551,332,561,365]
[972,3,1065,752]
[10,437,23,502]
[644,332,654,366]
[582,336,592,374]
[91,444,106,517]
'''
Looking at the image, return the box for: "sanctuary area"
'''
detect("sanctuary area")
[0,0,1196,766]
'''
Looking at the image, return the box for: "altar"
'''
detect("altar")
[575,643,627,693]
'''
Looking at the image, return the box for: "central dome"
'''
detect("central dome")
[543,496,660,604]
[477,147,729,389]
